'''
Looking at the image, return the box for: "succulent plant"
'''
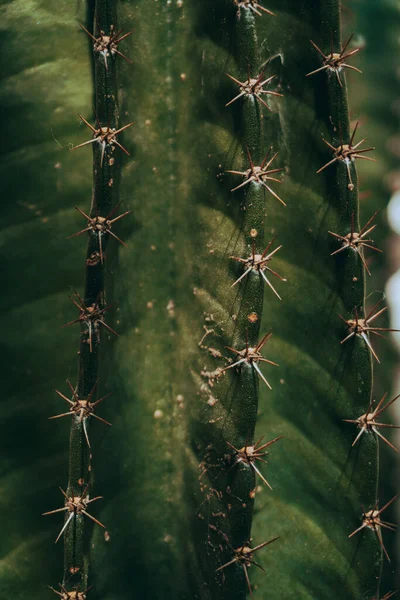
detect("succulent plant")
[1,0,398,599]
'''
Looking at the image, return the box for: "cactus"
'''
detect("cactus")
[350,0,400,577]
[41,2,134,596]
[0,1,398,599]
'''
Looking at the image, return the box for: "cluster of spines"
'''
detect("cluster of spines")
[307,9,398,597]
[43,6,132,597]
[208,2,399,597]
[39,2,398,597]
[196,3,285,596]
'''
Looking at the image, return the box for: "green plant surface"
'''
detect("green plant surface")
[349,0,400,587]
[0,0,393,599]
[92,1,382,599]
[0,1,92,598]
[54,1,135,594]
[351,0,400,370]
[252,2,392,599]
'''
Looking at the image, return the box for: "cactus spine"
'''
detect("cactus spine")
[191,2,283,597]
[316,5,383,585]
[251,1,392,597]
[31,0,394,597]
[45,2,131,595]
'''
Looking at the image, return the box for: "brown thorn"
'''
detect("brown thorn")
[81,510,106,529]
[256,330,272,352]
[113,140,131,156]
[376,492,400,516]
[251,536,280,553]
[340,33,354,57]
[374,429,399,452]
[85,495,103,505]
[55,389,74,405]
[366,298,385,322]
[67,227,92,240]
[99,320,119,337]
[48,586,64,598]
[316,157,338,174]
[104,200,124,221]
[70,138,98,152]
[113,121,134,136]
[373,392,389,415]
[61,318,82,329]
[243,564,253,597]
[257,4,275,16]
[257,435,284,451]
[350,121,359,146]
[78,113,97,133]
[48,412,72,420]
[375,393,400,418]
[79,23,97,42]
[358,250,371,276]
[114,30,133,44]
[91,413,112,427]
[226,73,242,86]
[66,379,78,400]
[109,209,132,225]
[309,40,326,59]
[306,65,330,77]
[215,557,238,573]
[74,205,91,221]
[42,506,69,516]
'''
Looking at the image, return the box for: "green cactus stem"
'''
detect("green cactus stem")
[48,0,132,594]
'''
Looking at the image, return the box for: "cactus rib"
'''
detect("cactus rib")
[51,0,131,594]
